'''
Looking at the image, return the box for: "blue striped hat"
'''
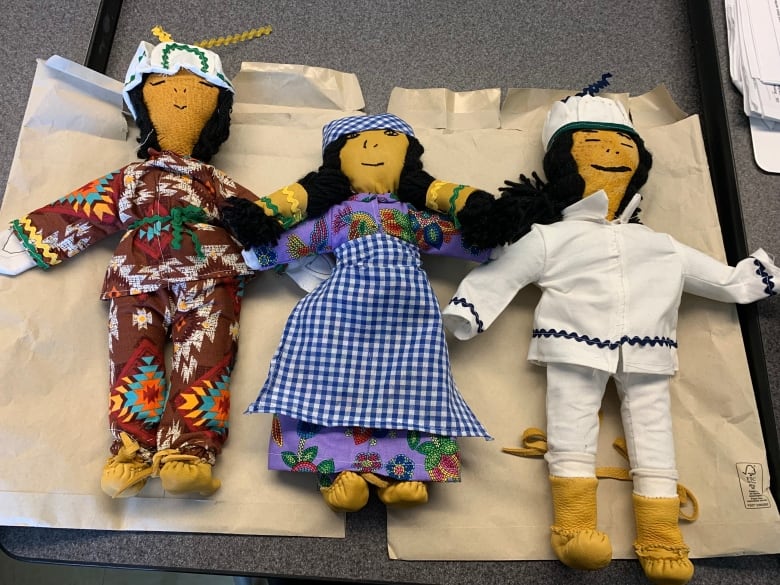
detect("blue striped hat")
[321,114,415,152]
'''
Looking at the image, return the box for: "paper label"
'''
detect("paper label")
[736,462,773,509]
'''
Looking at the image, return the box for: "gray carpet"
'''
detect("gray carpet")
[0,1,778,584]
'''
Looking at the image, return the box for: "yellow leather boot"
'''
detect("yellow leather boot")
[549,475,612,570]
[100,432,153,498]
[320,471,369,512]
[632,493,694,585]
[154,451,221,496]
[376,480,428,508]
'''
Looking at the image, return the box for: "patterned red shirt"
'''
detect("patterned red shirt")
[12,150,260,298]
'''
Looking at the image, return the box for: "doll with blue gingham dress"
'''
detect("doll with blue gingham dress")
[224,114,509,512]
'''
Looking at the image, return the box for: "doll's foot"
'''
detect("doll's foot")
[320,471,369,512]
[633,494,694,585]
[376,480,429,508]
[550,526,612,570]
[549,476,612,570]
[154,451,221,496]
[100,432,152,498]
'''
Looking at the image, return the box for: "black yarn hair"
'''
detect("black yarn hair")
[310,133,429,203]
[319,133,425,174]
[222,131,430,249]
[496,127,653,243]
[545,128,652,219]
[126,76,233,163]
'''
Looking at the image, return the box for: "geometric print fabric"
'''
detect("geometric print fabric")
[108,276,244,463]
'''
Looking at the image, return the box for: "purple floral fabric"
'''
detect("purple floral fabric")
[268,415,462,486]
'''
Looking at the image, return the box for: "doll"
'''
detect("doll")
[441,94,778,585]
[0,40,304,499]
[223,113,505,512]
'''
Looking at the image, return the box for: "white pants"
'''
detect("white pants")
[544,362,679,498]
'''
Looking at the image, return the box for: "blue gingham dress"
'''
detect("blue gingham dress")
[246,231,490,438]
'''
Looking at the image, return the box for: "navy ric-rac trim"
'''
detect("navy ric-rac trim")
[532,329,677,350]
[752,257,777,296]
[450,297,484,333]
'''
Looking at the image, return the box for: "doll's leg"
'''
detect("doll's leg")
[613,372,693,585]
[544,362,612,570]
[155,277,244,495]
[102,293,169,497]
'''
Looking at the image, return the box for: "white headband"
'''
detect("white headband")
[122,41,234,119]
[541,94,636,151]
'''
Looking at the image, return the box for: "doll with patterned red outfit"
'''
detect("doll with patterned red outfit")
[223,114,514,512]
[0,41,308,498]
[442,94,780,585]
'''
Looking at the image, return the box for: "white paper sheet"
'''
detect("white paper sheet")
[726,0,780,171]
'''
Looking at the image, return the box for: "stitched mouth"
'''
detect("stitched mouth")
[591,164,631,172]
[361,162,384,167]
[174,104,187,110]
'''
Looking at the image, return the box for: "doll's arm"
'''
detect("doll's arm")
[395,168,509,250]
[442,229,545,340]
[678,240,778,303]
[0,228,37,275]
[221,169,351,249]
[8,171,124,270]
[416,178,490,241]
[217,170,300,248]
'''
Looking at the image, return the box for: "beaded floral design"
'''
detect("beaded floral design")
[279,418,335,477]
[408,431,461,482]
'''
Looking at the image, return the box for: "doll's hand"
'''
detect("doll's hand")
[222,197,285,248]
[0,228,36,276]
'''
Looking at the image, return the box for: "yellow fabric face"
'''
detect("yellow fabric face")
[571,129,640,220]
[142,70,220,157]
[338,129,409,194]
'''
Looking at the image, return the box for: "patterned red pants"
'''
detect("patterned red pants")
[107,277,245,463]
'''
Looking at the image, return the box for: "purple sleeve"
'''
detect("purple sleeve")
[405,208,492,262]
[244,200,492,270]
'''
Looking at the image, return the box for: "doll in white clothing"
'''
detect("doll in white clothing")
[442,94,778,585]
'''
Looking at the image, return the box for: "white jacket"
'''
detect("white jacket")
[442,191,778,375]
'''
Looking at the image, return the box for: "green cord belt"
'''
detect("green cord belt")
[130,205,209,259]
